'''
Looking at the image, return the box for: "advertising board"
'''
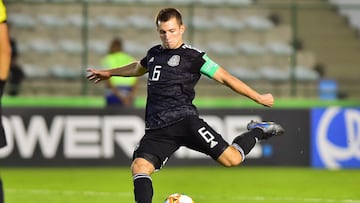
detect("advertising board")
[311,107,360,169]
[0,108,309,167]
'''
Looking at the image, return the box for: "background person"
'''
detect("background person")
[101,37,137,107]
[0,0,12,202]
[8,36,25,96]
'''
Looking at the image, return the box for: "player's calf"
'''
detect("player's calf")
[231,120,284,162]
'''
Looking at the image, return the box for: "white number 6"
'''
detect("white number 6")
[151,65,162,81]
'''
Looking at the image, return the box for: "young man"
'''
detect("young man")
[87,8,284,203]
[101,37,138,107]
[0,0,12,202]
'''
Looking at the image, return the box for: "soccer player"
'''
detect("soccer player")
[87,8,284,203]
[0,0,11,202]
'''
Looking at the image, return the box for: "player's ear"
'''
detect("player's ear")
[180,24,185,34]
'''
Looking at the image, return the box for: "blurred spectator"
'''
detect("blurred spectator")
[0,0,11,148]
[314,63,348,100]
[293,38,304,51]
[268,12,281,26]
[101,37,138,107]
[313,63,326,78]
[8,37,25,96]
[1,1,11,202]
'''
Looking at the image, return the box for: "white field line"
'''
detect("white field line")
[6,188,360,203]
[6,188,132,197]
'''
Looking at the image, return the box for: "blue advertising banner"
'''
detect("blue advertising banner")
[311,107,360,169]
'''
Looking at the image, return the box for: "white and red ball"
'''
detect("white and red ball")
[164,193,194,203]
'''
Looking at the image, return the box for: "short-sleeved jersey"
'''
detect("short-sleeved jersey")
[0,0,7,23]
[140,44,219,129]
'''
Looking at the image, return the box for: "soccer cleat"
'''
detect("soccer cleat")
[247,120,285,139]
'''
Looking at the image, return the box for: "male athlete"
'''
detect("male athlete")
[87,8,284,203]
[0,0,12,202]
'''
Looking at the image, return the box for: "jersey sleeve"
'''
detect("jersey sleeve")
[200,54,220,78]
[140,47,155,69]
[0,1,7,23]
[140,56,148,69]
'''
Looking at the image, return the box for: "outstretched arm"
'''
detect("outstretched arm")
[87,61,147,83]
[212,67,274,107]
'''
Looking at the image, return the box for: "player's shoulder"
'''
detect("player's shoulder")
[181,44,204,54]
[147,44,162,54]
[146,44,205,57]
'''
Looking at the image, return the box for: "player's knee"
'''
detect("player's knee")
[222,157,242,167]
[131,157,155,175]
[217,146,243,167]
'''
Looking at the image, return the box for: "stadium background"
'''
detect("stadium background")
[1,0,360,203]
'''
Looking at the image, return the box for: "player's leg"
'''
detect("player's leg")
[229,120,285,163]
[216,145,243,166]
[216,128,265,167]
[131,157,155,203]
[131,129,179,203]
[0,177,3,203]
[178,116,242,167]
[180,116,284,167]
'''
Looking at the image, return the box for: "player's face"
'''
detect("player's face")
[157,17,185,49]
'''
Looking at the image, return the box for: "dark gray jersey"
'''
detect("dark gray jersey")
[140,44,209,129]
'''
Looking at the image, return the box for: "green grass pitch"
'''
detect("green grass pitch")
[1,166,359,203]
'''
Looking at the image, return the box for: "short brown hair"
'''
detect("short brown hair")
[108,37,123,54]
[155,8,183,27]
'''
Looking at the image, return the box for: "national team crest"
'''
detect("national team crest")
[168,55,180,67]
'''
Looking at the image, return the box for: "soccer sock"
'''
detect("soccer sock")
[133,173,153,203]
[0,177,4,203]
[232,128,264,157]
[0,80,6,148]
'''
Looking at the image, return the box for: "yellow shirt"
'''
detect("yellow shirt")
[101,52,137,86]
[0,0,7,23]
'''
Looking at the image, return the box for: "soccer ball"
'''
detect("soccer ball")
[164,193,194,203]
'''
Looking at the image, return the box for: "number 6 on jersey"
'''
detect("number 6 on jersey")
[151,65,162,81]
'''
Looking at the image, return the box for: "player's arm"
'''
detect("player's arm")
[87,61,147,83]
[213,67,274,107]
[0,7,11,81]
[200,54,273,107]
[110,61,148,77]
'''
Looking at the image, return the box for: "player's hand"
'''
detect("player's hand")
[86,68,111,83]
[257,93,274,107]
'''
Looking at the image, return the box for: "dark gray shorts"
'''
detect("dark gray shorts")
[133,115,229,169]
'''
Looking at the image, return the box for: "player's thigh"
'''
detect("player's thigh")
[133,130,179,170]
[179,116,229,160]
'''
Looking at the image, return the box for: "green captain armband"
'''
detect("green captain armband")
[200,54,220,78]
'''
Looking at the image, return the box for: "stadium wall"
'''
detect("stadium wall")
[1,107,359,168]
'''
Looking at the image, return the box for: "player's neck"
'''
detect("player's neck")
[162,42,184,50]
